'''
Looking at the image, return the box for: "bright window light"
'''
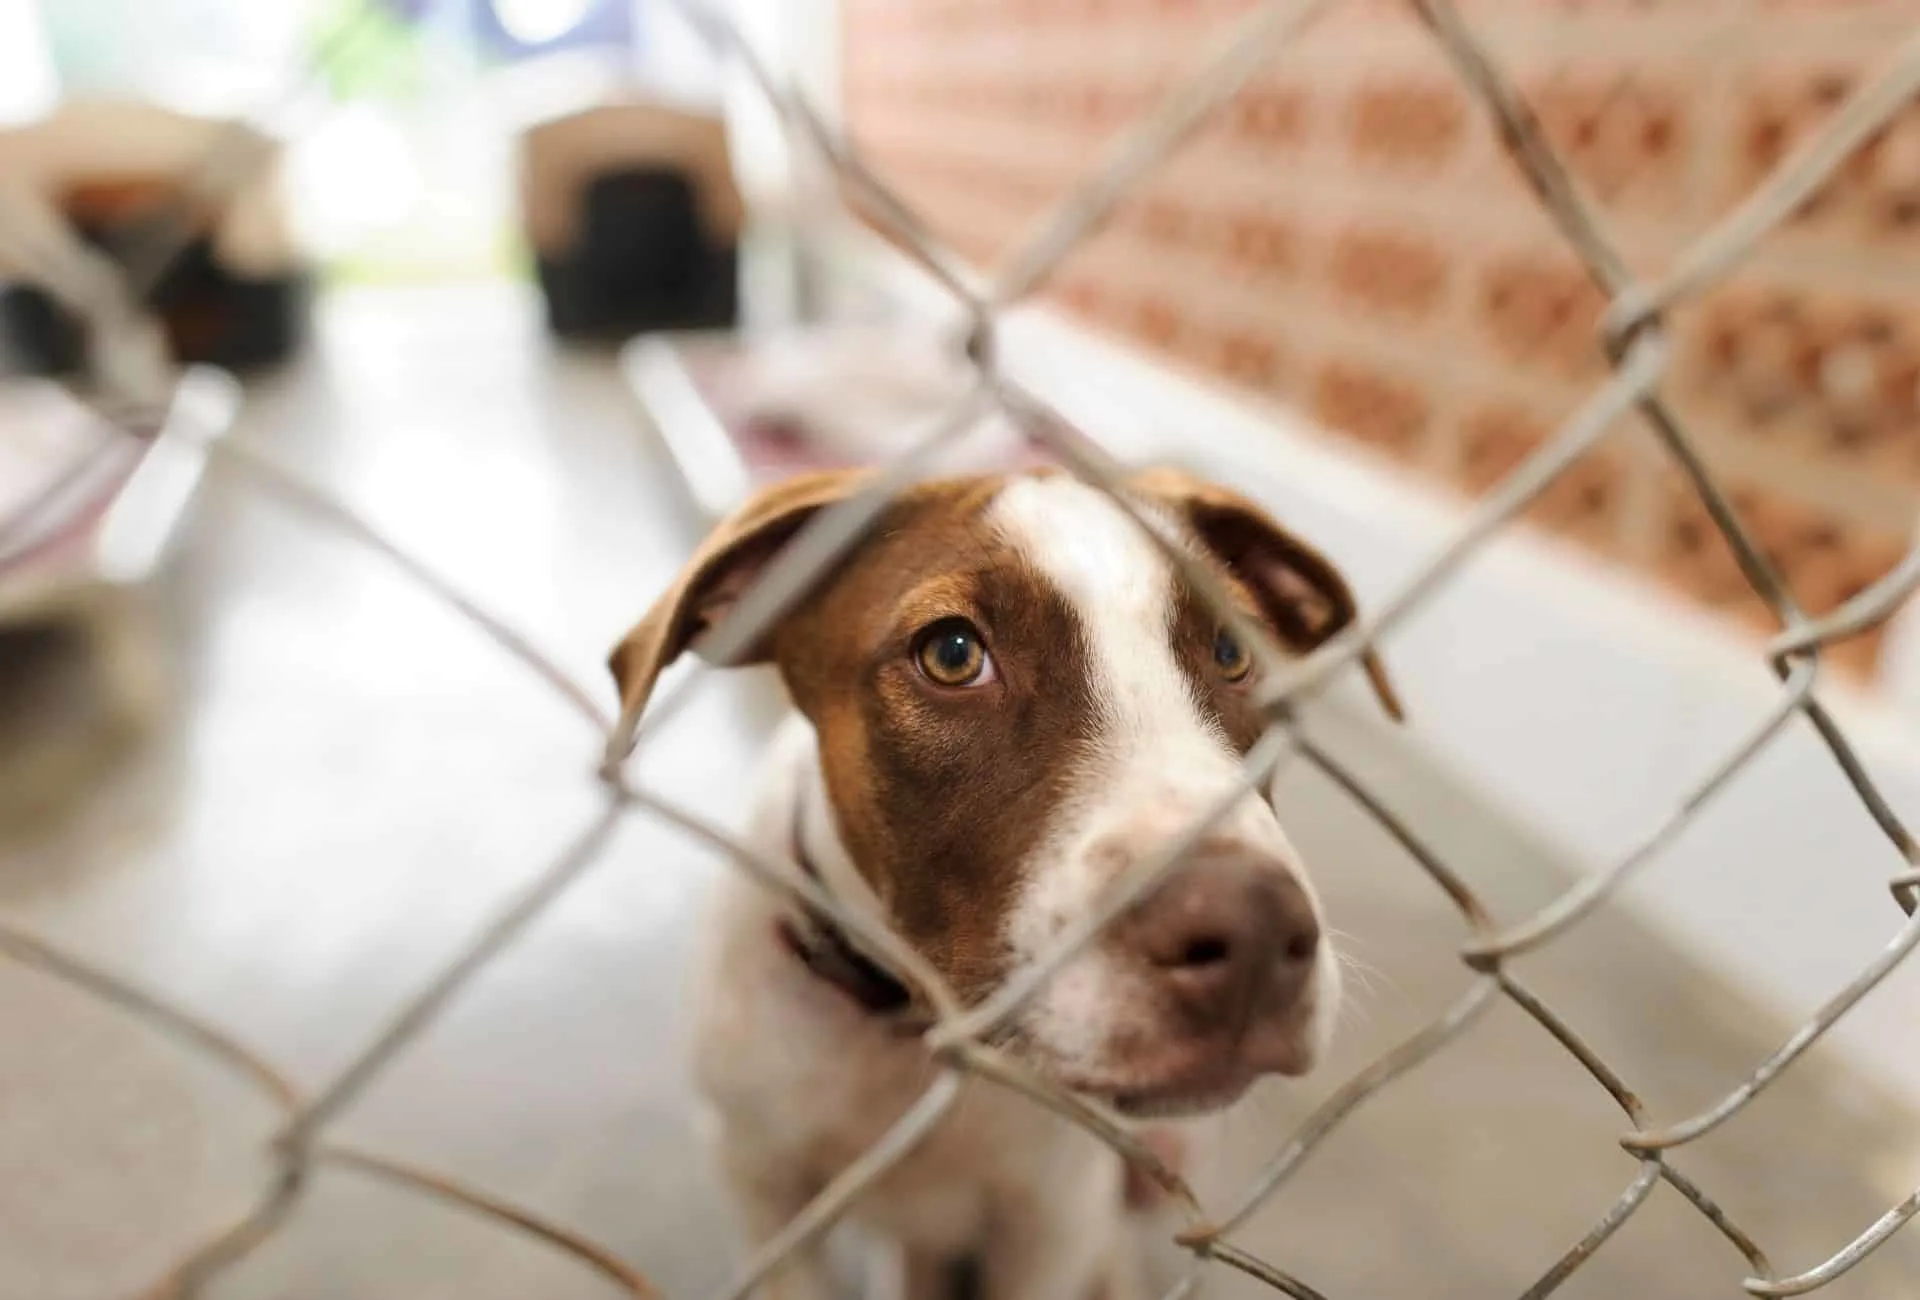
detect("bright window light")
[494,0,593,45]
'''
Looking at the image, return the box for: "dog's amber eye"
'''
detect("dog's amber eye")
[914,619,993,687]
[1214,628,1253,682]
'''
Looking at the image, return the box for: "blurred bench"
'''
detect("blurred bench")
[0,99,308,378]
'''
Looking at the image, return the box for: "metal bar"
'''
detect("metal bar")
[0,922,299,1109]
[1195,977,1501,1243]
[281,802,627,1146]
[1624,907,1920,1152]
[1463,660,1819,965]
[317,1145,662,1298]
[1605,28,1920,340]
[987,0,1341,309]
[604,387,992,768]
[1745,1189,1920,1298]
[1517,1163,1664,1300]
[664,0,988,309]
[210,438,614,735]
[1254,333,1667,712]
[713,1071,967,1300]
[929,723,1299,1049]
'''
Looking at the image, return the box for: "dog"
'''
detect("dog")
[607,465,1400,1300]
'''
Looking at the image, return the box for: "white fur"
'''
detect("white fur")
[986,477,1335,1075]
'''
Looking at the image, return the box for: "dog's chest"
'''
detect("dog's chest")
[692,876,1111,1250]
[697,882,1027,1156]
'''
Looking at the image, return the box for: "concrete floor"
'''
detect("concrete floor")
[2,282,1918,1300]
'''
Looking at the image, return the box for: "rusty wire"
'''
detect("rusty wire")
[3,0,1920,1295]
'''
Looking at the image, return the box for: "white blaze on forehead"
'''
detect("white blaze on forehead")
[987,476,1264,1069]
[987,475,1221,751]
[985,475,1325,1075]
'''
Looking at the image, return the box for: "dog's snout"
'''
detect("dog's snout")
[1114,852,1320,1032]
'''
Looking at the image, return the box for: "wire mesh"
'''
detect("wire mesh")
[3,0,1920,1296]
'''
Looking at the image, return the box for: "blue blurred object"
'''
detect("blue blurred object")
[372,0,436,22]
[361,0,635,61]
[472,0,635,59]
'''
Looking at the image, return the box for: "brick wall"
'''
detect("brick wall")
[839,0,1920,676]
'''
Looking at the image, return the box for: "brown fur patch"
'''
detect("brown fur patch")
[769,479,1103,1002]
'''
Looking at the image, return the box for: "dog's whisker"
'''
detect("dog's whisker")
[1333,958,1385,1003]
[1327,934,1397,1002]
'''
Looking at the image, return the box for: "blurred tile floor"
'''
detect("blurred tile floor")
[2,282,1918,1300]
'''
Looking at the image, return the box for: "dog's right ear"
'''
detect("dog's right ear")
[607,469,872,731]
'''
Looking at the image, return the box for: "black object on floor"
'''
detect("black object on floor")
[535,167,738,341]
[0,233,307,378]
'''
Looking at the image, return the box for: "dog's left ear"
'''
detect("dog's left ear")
[607,468,873,734]
[1130,466,1404,722]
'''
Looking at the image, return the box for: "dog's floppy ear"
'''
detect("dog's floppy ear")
[1131,465,1404,722]
[607,468,873,730]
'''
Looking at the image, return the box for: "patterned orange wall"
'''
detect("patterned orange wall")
[840,0,1920,676]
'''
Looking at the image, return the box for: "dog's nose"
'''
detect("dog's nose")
[1114,853,1320,1032]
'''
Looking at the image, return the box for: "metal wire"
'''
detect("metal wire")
[4,0,1920,1295]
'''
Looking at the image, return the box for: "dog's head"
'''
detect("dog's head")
[609,467,1398,1117]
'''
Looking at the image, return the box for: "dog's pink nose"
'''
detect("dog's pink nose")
[1116,853,1320,1034]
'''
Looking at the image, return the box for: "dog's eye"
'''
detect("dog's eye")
[1214,627,1254,682]
[914,619,994,687]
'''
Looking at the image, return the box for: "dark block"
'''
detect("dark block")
[535,165,739,341]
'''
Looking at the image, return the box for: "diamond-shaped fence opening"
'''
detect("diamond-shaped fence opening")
[3,1,1919,1298]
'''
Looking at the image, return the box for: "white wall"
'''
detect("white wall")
[0,0,58,126]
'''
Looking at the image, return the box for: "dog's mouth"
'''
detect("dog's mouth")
[1032,1025,1320,1120]
[1107,1075,1253,1120]
[1049,1056,1262,1120]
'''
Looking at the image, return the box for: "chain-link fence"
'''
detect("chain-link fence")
[5,1,1920,1297]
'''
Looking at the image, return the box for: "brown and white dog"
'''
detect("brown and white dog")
[608,466,1399,1300]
